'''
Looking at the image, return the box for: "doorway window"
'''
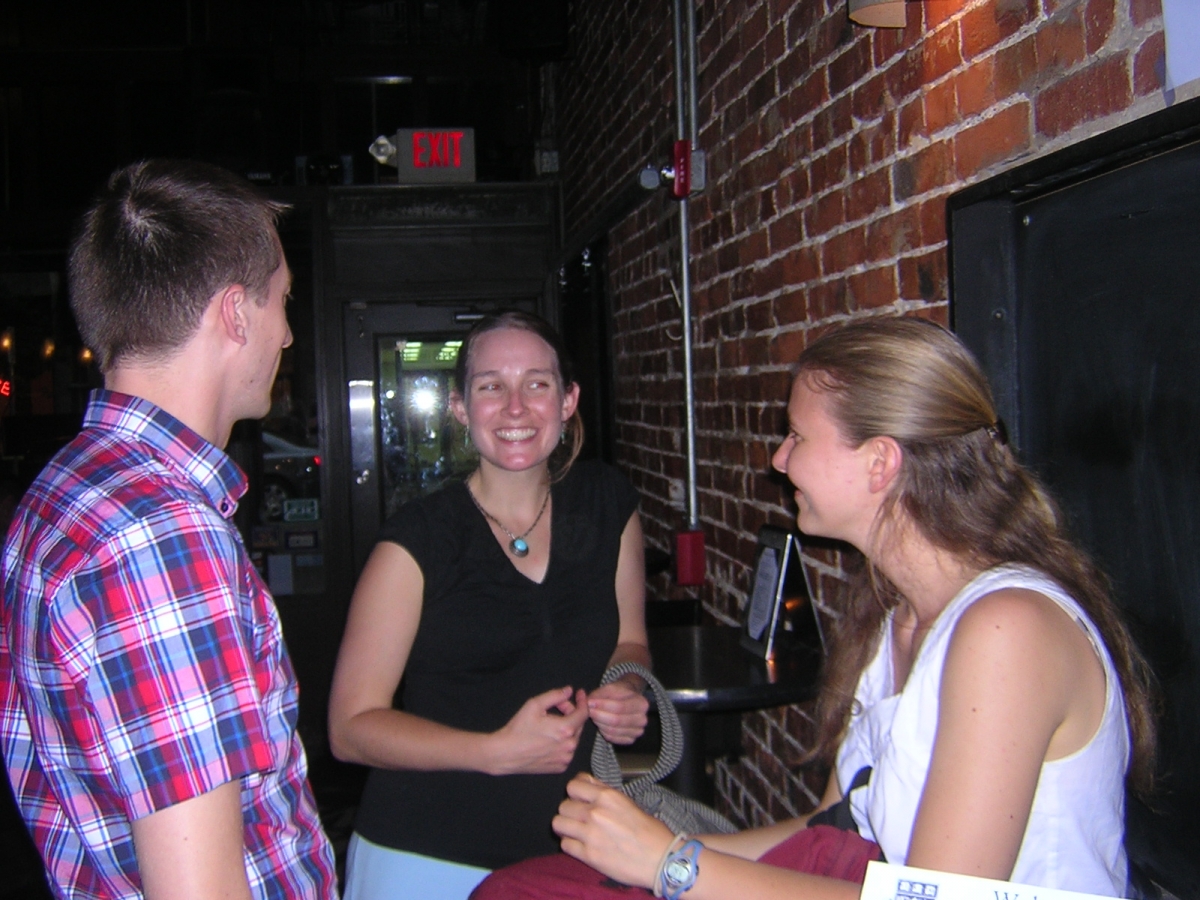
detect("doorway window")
[377,335,475,520]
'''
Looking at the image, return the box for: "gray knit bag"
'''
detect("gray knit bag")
[589,661,738,835]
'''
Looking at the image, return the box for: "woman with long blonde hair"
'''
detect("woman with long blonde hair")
[548,316,1153,899]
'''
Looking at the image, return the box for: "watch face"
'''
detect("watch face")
[665,857,693,883]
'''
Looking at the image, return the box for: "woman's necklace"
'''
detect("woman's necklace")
[466,480,551,558]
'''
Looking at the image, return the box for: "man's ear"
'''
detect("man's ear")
[217,284,249,346]
[867,435,903,494]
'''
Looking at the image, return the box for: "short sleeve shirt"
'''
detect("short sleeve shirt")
[0,390,337,900]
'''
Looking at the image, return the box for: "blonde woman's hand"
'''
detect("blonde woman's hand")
[553,773,675,890]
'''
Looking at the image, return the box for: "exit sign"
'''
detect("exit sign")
[393,128,476,184]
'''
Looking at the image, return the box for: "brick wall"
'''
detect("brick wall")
[555,0,1173,826]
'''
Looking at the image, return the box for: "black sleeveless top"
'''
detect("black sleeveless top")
[353,459,641,869]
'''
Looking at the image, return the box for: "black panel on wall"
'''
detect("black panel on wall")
[950,97,1200,900]
[489,0,568,61]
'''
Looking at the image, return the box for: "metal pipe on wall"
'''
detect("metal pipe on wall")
[673,0,699,532]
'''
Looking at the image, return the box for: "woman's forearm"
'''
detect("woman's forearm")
[329,706,500,773]
[661,846,863,900]
[697,816,810,860]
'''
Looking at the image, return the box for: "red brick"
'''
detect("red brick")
[848,129,869,173]
[785,0,823,48]
[809,143,848,193]
[778,39,814,91]
[1134,32,1165,97]
[1084,0,1116,55]
[765,20,787,64]
[955,101,1032,177]
[769,327,808,366]
[738,230,770,267]
[898,250,948,301]
[810,280,851,319]
[921,19,963,83]
[773,288,810,324]
[829,39,872,97]
[847,265,898,310]
[1035,8,1086,75]
[912,139,953,196]
[924,80,957,135]
[1035,54,1132,139]
[742,4,770,51]
[919,196,949,246]
[852,71,888,122]
[787,72,829,121]
[1131,0,1161,28]
[961,0,1037,60]
[898,97,925,149]
[954,56,993,118]
[768,208,804,253]
[995,34,1038,99]
[867,110,898,164]
[867,206,922,260]
[846,168,891,222]
[805,189,849,242]
[884,42,927,100]
[821,226,868,273]
[872,19,919,67]
[782,246,821,284]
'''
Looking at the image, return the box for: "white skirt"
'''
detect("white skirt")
[343,832,491,900]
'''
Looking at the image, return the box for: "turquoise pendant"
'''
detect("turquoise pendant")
[510,538,529,557]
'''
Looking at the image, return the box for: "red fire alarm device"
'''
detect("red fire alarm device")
[675,528,706,586]
[671,139,691,199]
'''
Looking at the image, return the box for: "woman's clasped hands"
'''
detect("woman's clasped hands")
[486,685,590,775]
[486,678,651,775]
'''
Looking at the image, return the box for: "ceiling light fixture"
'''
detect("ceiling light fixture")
[849,0,907,27]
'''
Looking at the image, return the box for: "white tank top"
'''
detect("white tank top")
[835,565,1130,896]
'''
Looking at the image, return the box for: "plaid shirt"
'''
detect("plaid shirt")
[1,390,336,900]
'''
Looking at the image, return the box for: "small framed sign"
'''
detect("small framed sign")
[282,498,320,522]
[740,525,821,660]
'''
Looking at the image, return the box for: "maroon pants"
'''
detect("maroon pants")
[470,824,882,899]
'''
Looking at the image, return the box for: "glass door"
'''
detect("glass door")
[343,300,535,574]
[376,334,475,519]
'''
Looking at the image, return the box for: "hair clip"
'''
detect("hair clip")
[985,419,1008,445]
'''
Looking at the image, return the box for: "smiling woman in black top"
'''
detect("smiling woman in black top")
[328,311,651,900]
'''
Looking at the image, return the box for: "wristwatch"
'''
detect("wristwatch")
[659,838,702,900]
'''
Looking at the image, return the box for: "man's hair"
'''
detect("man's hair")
[68,159,288,371]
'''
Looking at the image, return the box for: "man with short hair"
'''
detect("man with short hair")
[0,159,337,900]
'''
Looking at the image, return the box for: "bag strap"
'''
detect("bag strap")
[590,661,684,795]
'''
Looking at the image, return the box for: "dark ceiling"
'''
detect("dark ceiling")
[0,0,567,264]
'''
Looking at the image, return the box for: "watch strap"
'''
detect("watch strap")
[660,838,703,900]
